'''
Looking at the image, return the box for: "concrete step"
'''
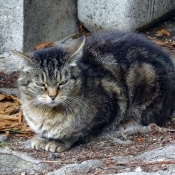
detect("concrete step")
[78,0,175,31]
[0,0,78,54]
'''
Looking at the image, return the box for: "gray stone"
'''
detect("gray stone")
[137,144,175,161]
[110,166,175,175]
[0,148,51,174]
[47,144,175,175]
[0,53,25,73]
[0,0,23,54]
[0,154,50,175]
[0,135,7,142]
[47,159,104,175]
[109,173,160,175]
[78,0,175,31]
[0,0,78,53]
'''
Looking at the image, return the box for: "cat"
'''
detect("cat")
[13,31,175,153]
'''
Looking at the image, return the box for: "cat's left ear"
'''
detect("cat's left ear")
[65,35,85,65]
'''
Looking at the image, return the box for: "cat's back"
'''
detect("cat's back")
[83,31,172,64]
[80,31,175,126]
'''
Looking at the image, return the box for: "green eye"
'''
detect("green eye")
[59,80,68,86]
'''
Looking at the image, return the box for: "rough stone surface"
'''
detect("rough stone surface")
[0,154,50,174]
[47,159,104,175]
[78,0,175,31]
[0,0,23,54]
[1,143,175,174]
[137,144,175,161]
[47,144,175,175]
[23,0,78,52]
[0,0,78,54]
[0,135,7,142]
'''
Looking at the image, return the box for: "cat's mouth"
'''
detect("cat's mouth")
[48,101,60,107]
[37,95,67,107]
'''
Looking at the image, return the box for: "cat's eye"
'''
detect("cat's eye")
[35,82,47,89]
[35,82,45,86]
[59,80,68,86]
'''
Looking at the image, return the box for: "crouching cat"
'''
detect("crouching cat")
[13,31,175,153]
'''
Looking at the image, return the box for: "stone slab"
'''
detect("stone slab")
[0,0,78,54]
[0,151,50,175]
[0,154,50,174]
[48,144,175,175]
[78,0,175,31]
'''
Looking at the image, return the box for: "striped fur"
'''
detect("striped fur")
[16,31,175,152]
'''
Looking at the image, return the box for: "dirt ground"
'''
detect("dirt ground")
[0,15,175,175]
[2,119,175,174]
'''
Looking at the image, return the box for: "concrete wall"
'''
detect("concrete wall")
[1,0,175,55]
[23,0,78,52]
[78,0,175,32]
[0,0,23,54]
[0,0,78,54]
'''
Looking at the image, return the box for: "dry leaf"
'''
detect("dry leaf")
[153,40,166,46]
[155,29,170,37]
[0,94,33,137]
[94,170,101,175]
[146,35,170,47]
[171,42,175,47]
[0,94,20,115]
[72,23,91,39]
[34,42,55,50]
[0,94,6,101]
[137,137,145,142]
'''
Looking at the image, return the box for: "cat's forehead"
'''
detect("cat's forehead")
[31,47,67,80]
[31,46,66,68]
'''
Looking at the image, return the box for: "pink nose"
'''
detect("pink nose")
[49,95,56,100]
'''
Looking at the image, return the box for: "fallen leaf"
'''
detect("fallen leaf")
[155,29,170,37]
[0,94,6,101]
[171,42,175,47]
[146,35,171,47]
[34,42,55,50]
[94,170,101,175]
[0,94,20,115]
[153,40,166,46]
[0,94,33,137]
[72,23,91,39]
[137,137,145,142]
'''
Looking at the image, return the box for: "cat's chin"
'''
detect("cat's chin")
[46,102,60,107]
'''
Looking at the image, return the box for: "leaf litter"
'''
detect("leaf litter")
[0,93,33,137]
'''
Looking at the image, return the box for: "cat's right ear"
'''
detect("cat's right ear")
[11,50,34,70]
[64,36,85,66]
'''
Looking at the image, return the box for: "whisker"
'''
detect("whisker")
[66,96,91,116]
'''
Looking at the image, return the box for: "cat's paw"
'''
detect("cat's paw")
[30,137,66,153]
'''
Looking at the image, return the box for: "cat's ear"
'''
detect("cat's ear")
[12,50,33,64]
[11,50,34,70]
[65,35,85,64]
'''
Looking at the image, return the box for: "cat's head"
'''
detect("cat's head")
[13,36,85,107]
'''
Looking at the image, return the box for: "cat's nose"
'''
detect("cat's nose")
[49,95,56,100]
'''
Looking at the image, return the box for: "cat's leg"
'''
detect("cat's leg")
[116,120,162,138]
[115,116,174,139]
[29,136,76,152]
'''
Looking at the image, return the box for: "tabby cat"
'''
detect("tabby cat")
[14,31,175,153]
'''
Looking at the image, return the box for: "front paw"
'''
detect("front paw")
[29,137,67,153]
